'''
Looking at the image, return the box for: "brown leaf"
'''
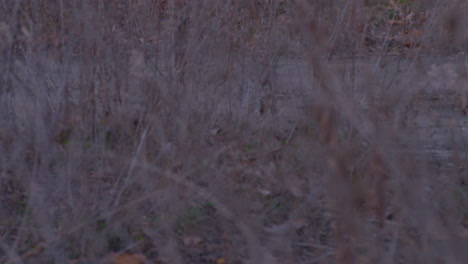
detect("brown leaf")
[101,253,148,264]
[182,236,203,246]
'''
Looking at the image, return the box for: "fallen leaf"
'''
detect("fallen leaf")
[102,253,148,264]
[182,236,203,246]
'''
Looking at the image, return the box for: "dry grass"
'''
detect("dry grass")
[0,0,467,263]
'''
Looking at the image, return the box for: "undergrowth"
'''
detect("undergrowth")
[0,1,467,263]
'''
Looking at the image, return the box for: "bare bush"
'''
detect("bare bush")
[0,1,466,263]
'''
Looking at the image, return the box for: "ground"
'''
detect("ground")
[0,1,467,264]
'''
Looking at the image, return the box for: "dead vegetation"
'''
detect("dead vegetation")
[0,0,467,263]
